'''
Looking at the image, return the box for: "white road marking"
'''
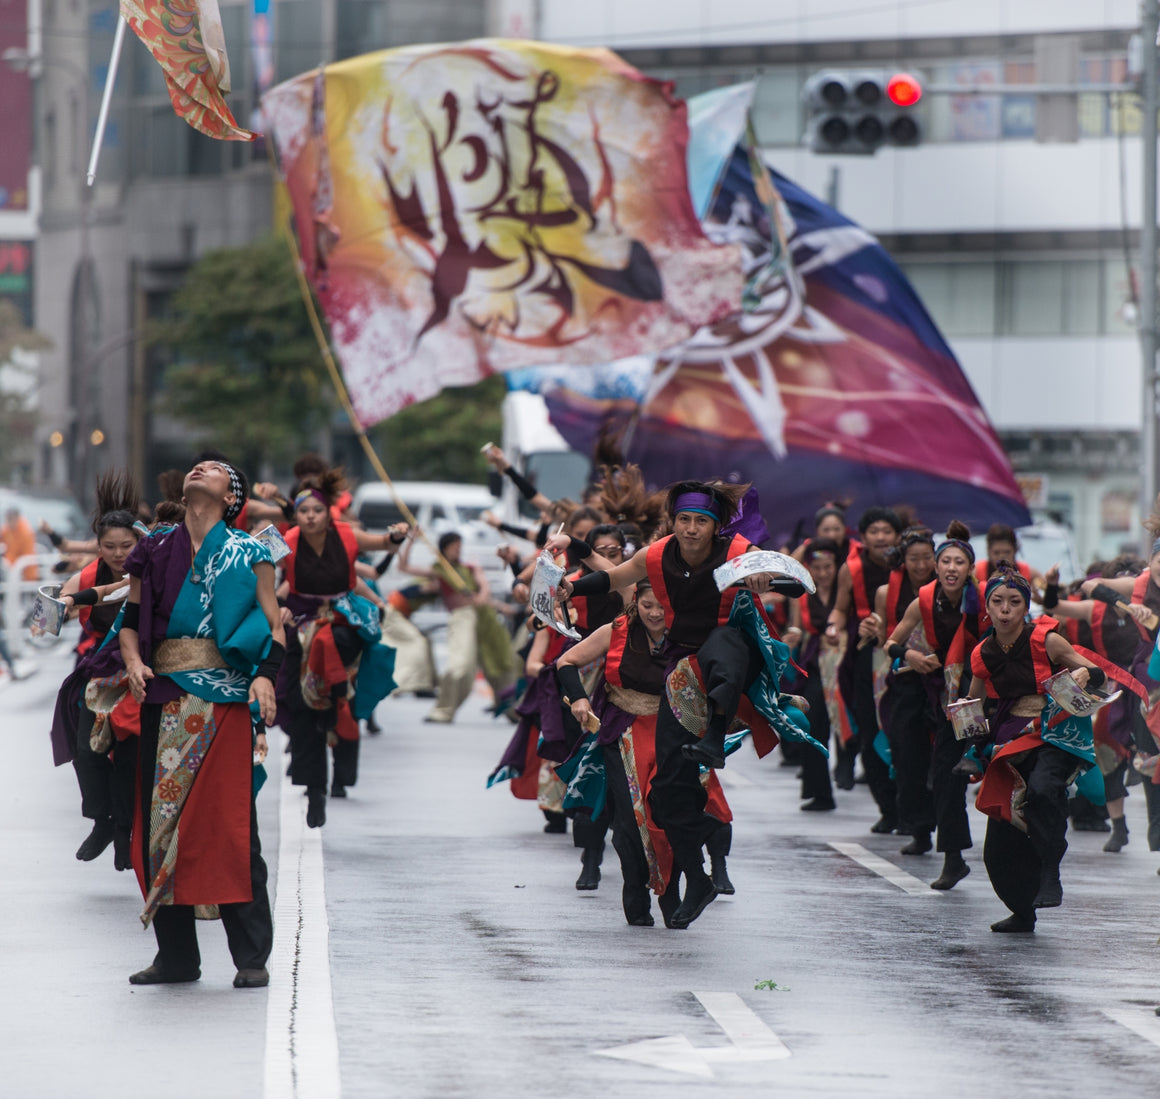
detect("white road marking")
[264,760,342,1099]
[595,991,790,1077]
[828,841,942,896]
[1102,1008,1160,1048]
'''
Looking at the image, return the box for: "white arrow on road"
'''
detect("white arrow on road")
[594,991,791,1078]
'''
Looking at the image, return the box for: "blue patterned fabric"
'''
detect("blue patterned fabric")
[728,591,828,757]
[167,522,273,702]
[555,732,607,819]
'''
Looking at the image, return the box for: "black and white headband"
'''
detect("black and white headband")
[214,462,245,522]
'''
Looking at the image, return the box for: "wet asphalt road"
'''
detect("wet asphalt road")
[4,646,1160,1098]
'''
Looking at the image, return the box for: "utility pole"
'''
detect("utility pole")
[1141,0,1159,541]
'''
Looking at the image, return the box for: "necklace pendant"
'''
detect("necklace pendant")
[683,570,690,578]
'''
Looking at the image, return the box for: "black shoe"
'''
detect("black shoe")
[900,833,932,856]
[233,967,270,988]
[542,811,567,834]
[575,849,601,890]
[930,856,970,890]
[669,873,717,929]
[306,788,326,829]
[1033,875,1063,909]
[659,879,682,929]
[365,714,382,736]
[627,913,655,927]
[710,857,735,896]
[990,913,1036,933]
[681,740,726,770]
[76,818,115,862]
[129,964,200,985]
[113,830,131,872]
[800,797,836,812]
[330,785,347,799]
[1072,817,1111,833]
[834,758,855,791]
[1104,817,1129,853]
[870,816,897,835]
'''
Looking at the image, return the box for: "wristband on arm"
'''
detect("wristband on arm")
[1089,583,1122,609]
[570,570,611,597]
[122,602,141,631]
[71,588,100,606]
[1085,666,1106,690]
[556,662,586,705]
[375,555,394,577]
[504,466,539,501]
[1041,582,1060,610]
[47,530,63,548]
[887,642,908,662]
[569,537,592,560]
[256,640,286,683]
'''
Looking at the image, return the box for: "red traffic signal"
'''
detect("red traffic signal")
[886,72,923,108]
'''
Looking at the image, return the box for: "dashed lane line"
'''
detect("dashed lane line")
[828,841,943,896]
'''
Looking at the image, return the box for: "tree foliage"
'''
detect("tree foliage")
[370,375,505,484]
[152,235,334,472]
[154,234,506,483]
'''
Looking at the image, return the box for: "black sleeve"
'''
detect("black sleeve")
[557,662,586,703]
[570,570,611,597]
[375,554,394,577]
[568,537,592,560]
[122,602,141,631]
[1085,666,1106,690]
[534,522,550,548]
[498,522,533,540]
[504,466,539,501]
[1041,582,1059,610]
[1090,583,1123,608]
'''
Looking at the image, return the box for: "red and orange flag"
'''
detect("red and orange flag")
[120,0,255,141]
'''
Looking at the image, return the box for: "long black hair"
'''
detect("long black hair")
[92,469,141,538]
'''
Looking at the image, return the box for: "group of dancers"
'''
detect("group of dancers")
[38,443,1160,985]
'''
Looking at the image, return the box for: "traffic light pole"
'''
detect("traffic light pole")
[1141,0,1159,545]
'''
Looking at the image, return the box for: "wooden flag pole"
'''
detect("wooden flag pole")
[87,14,128,186]
[271,174,469,591]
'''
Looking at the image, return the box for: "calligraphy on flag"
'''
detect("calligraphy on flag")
[262,40,742,425]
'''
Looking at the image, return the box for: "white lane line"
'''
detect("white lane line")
[1102,1008,1160,1048]
[693,992,792,1062]
[264,760,342,1099]
[595,992,790,1077]
[828,841,942,896]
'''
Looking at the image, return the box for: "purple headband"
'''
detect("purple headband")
[985,569,1032,607]
[935,537,975,565]
[673,492,723,523]
[294,488,328,510]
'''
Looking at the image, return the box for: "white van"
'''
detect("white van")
[351,480,509,597]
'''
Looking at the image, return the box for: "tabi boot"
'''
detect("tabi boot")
[113,828,132,872]
[129,964,200,985]
[658,877,682,930]
[800,797,836,812]
[833,753,856,791]
[669,870,718,930]
[306,786,327,829]
[330,784,347,798]
[1033,870,1063,909]
[1104,816,1129,853]
[706,824,735,895]
[76,817,115,862]
[542,810,567,834]
[681,712,728,770]
[930,852,970,890]
[623,883,653,927]
[870,815,898,835]
[575,844,603,890]
[990,912,1036,933]
[233,967,270,988]
[900,832,933,856]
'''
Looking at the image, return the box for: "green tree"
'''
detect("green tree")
[370,375,505,483]
[0,300,51,482]
[152,235,334,471]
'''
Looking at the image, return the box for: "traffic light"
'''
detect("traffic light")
[803,70,923,154]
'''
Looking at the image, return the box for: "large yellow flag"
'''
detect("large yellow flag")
[262,40,743,425]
